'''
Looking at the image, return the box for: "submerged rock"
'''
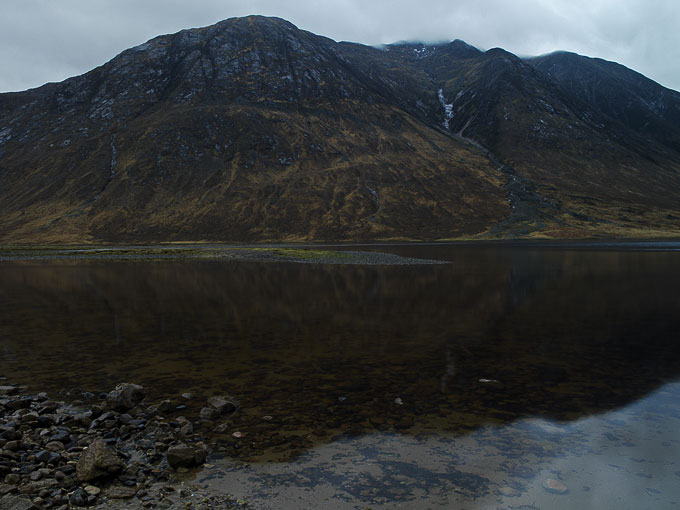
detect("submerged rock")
[207,395,238,415]
[542,478,568,494]
[200,406,220,421]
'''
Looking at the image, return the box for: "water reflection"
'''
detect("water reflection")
[0,246,679,450]
[2,245,680,507]
[204,383,680,509]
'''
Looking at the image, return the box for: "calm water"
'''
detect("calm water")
[1,243,680,508]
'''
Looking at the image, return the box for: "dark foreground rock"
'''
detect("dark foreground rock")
[0,381,247,509]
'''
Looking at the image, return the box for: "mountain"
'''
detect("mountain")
[1,16,679,243]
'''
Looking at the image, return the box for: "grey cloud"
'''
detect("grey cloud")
[1,0,678,93]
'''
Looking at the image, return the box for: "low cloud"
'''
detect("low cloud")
[1,0,678,92]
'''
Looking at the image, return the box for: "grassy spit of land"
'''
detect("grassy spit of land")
[0,245,447,265]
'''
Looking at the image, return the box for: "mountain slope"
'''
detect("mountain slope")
[1,16,679,243]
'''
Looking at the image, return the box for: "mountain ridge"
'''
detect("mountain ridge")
[1,15,679,243]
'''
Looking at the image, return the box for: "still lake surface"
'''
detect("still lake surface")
[1,242,680,508]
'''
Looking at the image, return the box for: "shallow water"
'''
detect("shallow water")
[1,242,679,508]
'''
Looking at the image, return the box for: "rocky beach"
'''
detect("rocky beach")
[0,380,245,509]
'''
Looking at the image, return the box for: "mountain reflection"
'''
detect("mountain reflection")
[1,246,679,458]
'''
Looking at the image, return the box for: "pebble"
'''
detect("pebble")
[84,485,101,496]
[542,478,568,494]
[499,486,521,497]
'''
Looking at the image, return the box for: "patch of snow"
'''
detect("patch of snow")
[437,89,454,130]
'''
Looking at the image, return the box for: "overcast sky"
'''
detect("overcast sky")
[1,0,679,93]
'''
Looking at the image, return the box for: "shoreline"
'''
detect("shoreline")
[0,380,247,509]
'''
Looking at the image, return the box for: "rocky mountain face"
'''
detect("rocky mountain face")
[1,16,679,242]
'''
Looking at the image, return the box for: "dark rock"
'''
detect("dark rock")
[199,407,220,421]
[193,444,208,465]
[18,479,57,494]
[56,465,75,475]
[158,400,173,414]
[61,476,75,489]
[207,396,238,415]
[4,441,20,452]
[0,387,19,397]
[35,450,61,465]
[1,450,18,461]
[4,474,20,484]
[45,441,65,453]
[38,401,60,414]
[107,485,137,499]
[0,483,16,495]
[69,488,88,507]
[49,431,71,444]
[76,440,123,481]
[5,399,31,411]
[166,443,203,468]
[106,383,145,412]
[37,416,55,428]
[19,413,39,425]
[0,494,33,510]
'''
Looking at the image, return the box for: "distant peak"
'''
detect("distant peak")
[447,39,482,58]
[484,47,522,62]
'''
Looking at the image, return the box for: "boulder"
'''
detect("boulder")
[76,440,123,481]
[106,383,145,411]
[166,443,207,468]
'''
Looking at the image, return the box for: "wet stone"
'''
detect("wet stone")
[206,396,238,415]
[83,485,101,496]
[107,485,137,499]
[35,450,60,465]
[0,483,16,495]
[69,488,88,507]
[499,486,521,497]
[166,444,198,468]
[76,439,123,481]
[542,478,568,494]
[200,407,220,421]
[107,383,145,412]
[0,494,33,510]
